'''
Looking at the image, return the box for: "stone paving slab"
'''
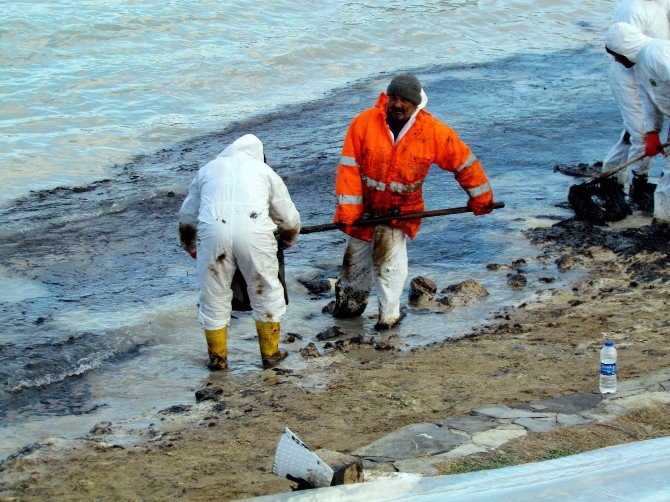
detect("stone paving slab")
[556,413,591,427]
[434,443,489,460]
[392,457,441,477]
[513,392,603,415]
[471,405,552,420]
[579,409,618,422]
[513,417,561,433]
[355,373,670,479]
[472,427,527,448]
[435,415,498,434]
[615,392,670,409]
[352,423,467,461]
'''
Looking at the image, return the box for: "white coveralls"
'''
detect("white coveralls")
[603,0,669,183]
[606,22,670,220]
[178,134,301,330]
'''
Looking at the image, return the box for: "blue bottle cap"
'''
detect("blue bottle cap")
[605,341,614,346]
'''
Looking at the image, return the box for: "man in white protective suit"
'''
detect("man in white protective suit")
[603,0,669,209]
[178,134,301,370]
[606,21,670,222]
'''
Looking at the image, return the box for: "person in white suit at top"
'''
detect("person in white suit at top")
[603,0,669,208]
[606,21,670,222]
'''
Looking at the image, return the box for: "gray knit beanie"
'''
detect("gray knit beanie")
[386,73,422,105]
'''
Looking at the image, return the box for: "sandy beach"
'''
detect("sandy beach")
[2,213,670,501]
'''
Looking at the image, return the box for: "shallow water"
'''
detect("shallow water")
[0,45,625,459]
[0,0,641,459]
[1,1,613,206]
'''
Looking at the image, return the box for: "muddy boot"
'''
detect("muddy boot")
[629,173,656,212]
[204,327,228,371]
[332,284,368,319]
[256,320,288,369]
[374,311,406,331]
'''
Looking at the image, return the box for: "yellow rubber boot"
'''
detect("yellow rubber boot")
[204,327,228,371]
[255,320,288,369]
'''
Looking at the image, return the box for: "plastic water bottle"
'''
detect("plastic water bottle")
[599,341,617,394]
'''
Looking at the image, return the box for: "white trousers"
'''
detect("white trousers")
[335,226,408,325]
[654,129,670,221]
[603,62,651,183]
[196,220,286,330]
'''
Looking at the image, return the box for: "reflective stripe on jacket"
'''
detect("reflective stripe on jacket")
[333,92,492,242]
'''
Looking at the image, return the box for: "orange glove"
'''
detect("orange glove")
[468,197,493,216]
[645,132,665,157]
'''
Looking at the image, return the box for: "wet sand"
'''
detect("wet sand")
[2,215,670,501]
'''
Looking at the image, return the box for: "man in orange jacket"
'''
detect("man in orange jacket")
[332,72,494,330]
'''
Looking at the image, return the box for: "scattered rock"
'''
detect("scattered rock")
[159,404,193,415]
[408,276,439,309]
[410,277,489,311]
[90,421,113,435]
[283,332,303,343]
[212,402,227,413]
[324,335,369,354]
[511,258,527,269]
[374,335,399,351]
[440,279,489,307]
[321,301,335,314]
[316,325,345,341]
[298,276,332,296]
[556,254,579,272]
[195,384,224,403]
[507,273,527,290]
[300,342,321,359]
[409,276,437,297]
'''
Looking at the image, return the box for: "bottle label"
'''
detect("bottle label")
[600,362,617,376]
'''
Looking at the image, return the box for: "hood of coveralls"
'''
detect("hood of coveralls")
[605,21,651,63]
[217,134,264,163]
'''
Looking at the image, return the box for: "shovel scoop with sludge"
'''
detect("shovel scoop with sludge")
[567,144,668,224]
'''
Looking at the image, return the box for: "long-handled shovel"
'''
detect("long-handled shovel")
[300,201,506,234]
[567,143,669,224]
[231,202,505,310]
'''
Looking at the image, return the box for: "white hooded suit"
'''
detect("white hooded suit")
[179,134,301,330]
[603,0,669,182]
[606,21,670,220]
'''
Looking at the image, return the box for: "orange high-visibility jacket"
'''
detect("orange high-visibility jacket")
[334,92,493,242]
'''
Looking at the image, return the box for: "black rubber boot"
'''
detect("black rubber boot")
[629,173,656,212]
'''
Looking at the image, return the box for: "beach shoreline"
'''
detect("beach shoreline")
[2,214,670,501]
